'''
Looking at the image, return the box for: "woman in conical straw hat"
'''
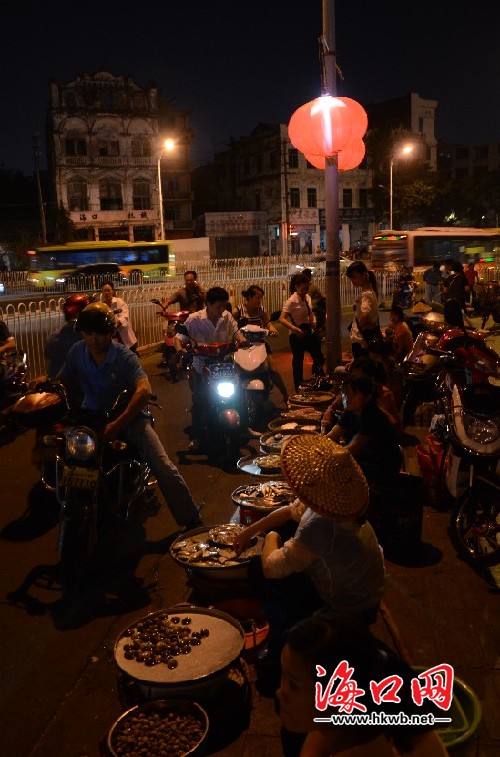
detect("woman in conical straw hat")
[234,435,385,671]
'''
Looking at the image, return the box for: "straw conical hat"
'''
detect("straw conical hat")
[280,435,369,520]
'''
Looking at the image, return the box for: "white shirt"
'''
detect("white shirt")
[181,308,239,373]
[350,290,379,346]
[101,295,137,349]
[282,292,313,327]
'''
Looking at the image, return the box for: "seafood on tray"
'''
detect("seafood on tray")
[253,453,282,472]
[171,524,260,567]
[280,407,323,421]
[232,480,295,509]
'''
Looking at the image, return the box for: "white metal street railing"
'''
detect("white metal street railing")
[1,269,402,379]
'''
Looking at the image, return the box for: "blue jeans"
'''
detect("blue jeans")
[125,415,199,527]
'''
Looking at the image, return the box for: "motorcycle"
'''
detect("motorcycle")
[175,323,243,463]
[428,312,500,567]
[232,312,281,429]
[402,299,484,426]
[392,276,416,310]
[473,280,500,328]
[31,381,157,596]
[151,299,190,382]
[0,350,28,414]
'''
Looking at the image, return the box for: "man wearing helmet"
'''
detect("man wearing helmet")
[58,302,202,532]
[44,293,90,377]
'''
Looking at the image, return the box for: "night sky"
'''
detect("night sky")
[1,0,499,175]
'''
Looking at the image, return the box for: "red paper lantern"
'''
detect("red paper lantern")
[338,98,368,140]
[304,139,366,171]
[289,96,354,156]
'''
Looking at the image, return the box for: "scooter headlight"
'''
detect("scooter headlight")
[215,380,236,399]
[66,426,97,460]
[463,415,499,444]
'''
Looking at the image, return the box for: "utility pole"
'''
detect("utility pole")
[282,138,290,256]
[323,0,342,372]
[33,133,47,245]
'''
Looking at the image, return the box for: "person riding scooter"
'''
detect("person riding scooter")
[174,287,248,452]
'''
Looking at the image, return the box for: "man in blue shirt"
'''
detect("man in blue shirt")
[59,302,201,532]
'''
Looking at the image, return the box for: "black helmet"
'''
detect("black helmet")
[75,302,116,334]
[63,293,90,321]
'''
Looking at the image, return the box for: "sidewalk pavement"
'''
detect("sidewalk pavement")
[147,317,500,757]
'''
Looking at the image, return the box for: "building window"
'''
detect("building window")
[288,149,299,168]
[98,140,120,157]
[132,181,151,210]
[359,188,368,208]
[255,191,261,211]
[166,204,180,221]
[473,165,488,176]
[131,138,151,157]
[456,147,469,160]
[99,179,123,210]
[65,138,87,156]
[307,188,317,208]
[455,167,469,179]
[67,179,89,211]
[290,188,300,208]
[342,188,352,208]
[269,151,278,170]
[475,145,488,160]
[418,117,424,132]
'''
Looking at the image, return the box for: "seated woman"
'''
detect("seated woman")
[325,375,402,485]
[321,356,402,438]
[367,337,405,411]
[233,284,289,403]
[278,612,448,757]
[389,303,414,361]
[234,436,385,648]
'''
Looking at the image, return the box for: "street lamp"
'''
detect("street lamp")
[389,143,414,230]
[157,138,175,240]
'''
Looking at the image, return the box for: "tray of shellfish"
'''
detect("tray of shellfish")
[288,391,334,407]
[236,453,283,477]
[267,418,320,433]
[231,480,295,511]
[169,524,262,570]
[259,429,318,453]
[278,406,323,423]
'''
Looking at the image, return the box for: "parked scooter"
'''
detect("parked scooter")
[0,350,28,413]
[428,309,500,566]
[402,299,484,426]
[175,323,243,463]
[31,380,157,596]
[151,299,190,382]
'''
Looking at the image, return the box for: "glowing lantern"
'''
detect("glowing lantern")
[304,138,366,171]
[338,97,368,140]
[289,97,352,156]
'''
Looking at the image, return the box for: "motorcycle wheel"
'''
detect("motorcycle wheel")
[246,390,265,430]
[452,485,500,567]
[59,511,94,596]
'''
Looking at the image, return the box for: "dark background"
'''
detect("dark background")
[1,0,499,174]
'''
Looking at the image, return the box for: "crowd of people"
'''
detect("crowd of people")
[4,260,471,754]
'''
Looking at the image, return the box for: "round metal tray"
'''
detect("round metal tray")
[169,525,261,571]
[288,391,334,406]
[236,454,283,478]
[259,429,318,453]
[268,417,320,432]
[231,480,295,510]
[107,699,209,757]
[114,606,245,687]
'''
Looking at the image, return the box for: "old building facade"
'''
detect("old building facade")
[192,122,375,256]
[47,71,193,242]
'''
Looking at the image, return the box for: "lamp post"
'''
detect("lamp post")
[389,144,414,230]
[157,138,175,240]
